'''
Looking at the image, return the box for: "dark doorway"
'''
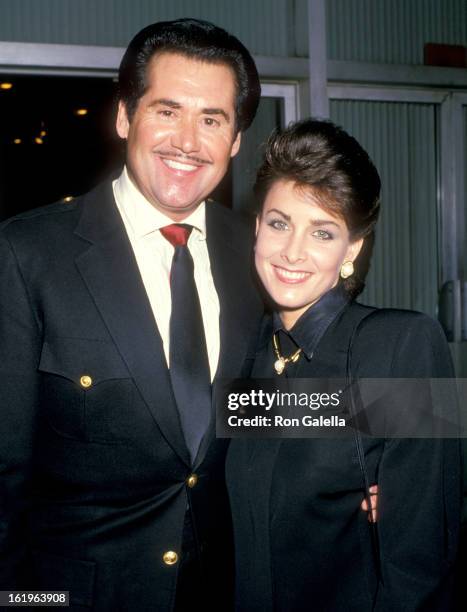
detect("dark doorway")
[0,74,122,222]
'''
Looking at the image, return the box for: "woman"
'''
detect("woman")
[226,119,460,611]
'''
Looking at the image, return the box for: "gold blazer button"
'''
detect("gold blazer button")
[186,474,198,488]
[79,375,93,388]
[163,551,178,565]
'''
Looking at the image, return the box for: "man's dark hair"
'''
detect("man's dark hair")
[118,18,261,133]
[254,118,381,297]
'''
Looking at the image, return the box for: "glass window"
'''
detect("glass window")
[330,99,439,318]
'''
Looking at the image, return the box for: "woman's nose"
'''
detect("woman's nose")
[280,231,307,264]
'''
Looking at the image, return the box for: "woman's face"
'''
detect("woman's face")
[255,180,363,329]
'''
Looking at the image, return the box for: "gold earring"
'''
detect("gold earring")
[340,261,354,279]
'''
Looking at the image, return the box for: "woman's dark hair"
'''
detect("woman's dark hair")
[254,118,381,298]
[118,18,261,133]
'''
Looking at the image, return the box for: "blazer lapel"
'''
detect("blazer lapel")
[206,204,258,380]
[194,204,261,465]
[74,183,191,466]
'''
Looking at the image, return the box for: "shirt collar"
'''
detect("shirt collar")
[113,166,207,239]
[272,285,350,359]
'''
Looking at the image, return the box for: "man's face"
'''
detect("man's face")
[116,52,241,221]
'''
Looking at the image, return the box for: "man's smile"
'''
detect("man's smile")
[161,158,200,173]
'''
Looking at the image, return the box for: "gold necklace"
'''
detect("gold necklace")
[272,332,302,375]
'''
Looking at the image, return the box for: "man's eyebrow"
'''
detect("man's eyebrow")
[147,100,230,123]
[150,98,182,109]
[202,108,231,123]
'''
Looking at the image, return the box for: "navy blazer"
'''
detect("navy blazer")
[0,182,263,611]
[227,302,461,611]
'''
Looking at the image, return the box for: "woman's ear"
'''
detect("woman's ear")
[346,237,364,262]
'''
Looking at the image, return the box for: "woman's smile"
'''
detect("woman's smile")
[272,264,312,284]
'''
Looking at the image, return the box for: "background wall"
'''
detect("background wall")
[297,0,467,63]
[0,0,294,55]
[1,0,467,64]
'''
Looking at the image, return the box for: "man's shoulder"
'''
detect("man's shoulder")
[0,182,112,245]
[207,199,252,225]
[1,198,78,230]
[206,200,255,247]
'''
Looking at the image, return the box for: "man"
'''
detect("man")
[0,19,262,611]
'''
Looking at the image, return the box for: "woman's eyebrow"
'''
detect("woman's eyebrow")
[310,219,340,228]
[267,208,290,220]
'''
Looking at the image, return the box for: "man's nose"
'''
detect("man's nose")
[171,117,201,154]
[280,231,307,264]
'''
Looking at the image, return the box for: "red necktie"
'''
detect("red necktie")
[160,224,211,461]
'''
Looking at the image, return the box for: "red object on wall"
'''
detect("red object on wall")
[424,43,467,68]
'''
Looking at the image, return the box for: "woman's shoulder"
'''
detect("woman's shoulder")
[345,303,453,377]
[350,303,442,335]
[333,302,445,348]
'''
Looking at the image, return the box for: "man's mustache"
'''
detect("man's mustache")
[154,150,213,166]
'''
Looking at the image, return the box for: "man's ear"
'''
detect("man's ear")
[116,101,130,139]
[230,131,242,158]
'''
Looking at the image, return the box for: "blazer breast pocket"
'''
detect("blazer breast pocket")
[38,336,135,444]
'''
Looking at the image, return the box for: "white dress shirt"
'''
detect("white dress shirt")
[113,167,220,381]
